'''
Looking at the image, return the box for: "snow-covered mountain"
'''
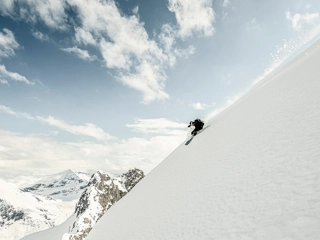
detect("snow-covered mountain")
[0,179,74,240]
[71,41,320,239]
[22,168,144,240]
[22,170,91,201]
[0,169,92,240]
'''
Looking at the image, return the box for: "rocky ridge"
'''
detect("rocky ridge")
[62,168,144,240]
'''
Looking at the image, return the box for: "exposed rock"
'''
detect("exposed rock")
[0,199,25,227]
[66,168,144,240]
[121,168,145,192]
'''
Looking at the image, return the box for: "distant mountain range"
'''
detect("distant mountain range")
[0,168,144,240]
[21,169,91,201]
[0,172,79,240]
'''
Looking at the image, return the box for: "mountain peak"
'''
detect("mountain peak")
[21,170,88,201]
[21,168,145,240]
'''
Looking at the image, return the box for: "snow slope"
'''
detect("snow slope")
[86,40,320,240]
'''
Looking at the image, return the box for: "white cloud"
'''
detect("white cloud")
[158,24,195,73]
[0,28,19,59]
[0,29,35,86]
[0,64,34,85]
[36,116,114,141]
[0,130,105,172]
[126,118,186,135]
[222,0,231,8]
[174,45,196,58]
[286,11,320,31]
[62,46,97,62]
[159,24,175,53]
[32,30,50,42]
[0,104,113,141]
[190,102,216,110]
[0,0,208,103]
[24,0,68,30]
[0,104,34,119]
[0,129,185,175]
[132,6,139,15]
[168,0,215,38]
[0,0,15,16]
[74,27,97,46]
[190,102,208,110]
[119,61,169,103]
[0,114,188,175]
[0,0,67,30]
[68,0,173,103]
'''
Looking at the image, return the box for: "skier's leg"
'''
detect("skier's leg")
[192,126,202,136]
[191,129,196,136]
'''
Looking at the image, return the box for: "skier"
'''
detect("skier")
[188,119,204,136]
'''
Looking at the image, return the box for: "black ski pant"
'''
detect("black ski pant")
[191,126,203,136]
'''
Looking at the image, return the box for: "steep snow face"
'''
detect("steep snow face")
[0,179,74,240]
[22,168,145,240]
[22,170,89,201]
[86,41,320,240]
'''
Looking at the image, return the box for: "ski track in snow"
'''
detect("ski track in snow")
[84,40,320,240]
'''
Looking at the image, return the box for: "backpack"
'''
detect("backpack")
[194,119,204,128]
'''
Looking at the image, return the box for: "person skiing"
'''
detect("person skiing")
[188,119,204,136]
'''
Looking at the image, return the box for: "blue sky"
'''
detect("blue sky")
[0,0,320,177]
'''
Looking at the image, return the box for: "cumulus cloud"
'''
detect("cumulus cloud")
[74,27,97,46]
[0,0,215,103]
[119,61,169,103]
[32,30,50,42]
[0,104,113,141]
[286,11,320,31]
[0,0,15,16]
[126,118,186,135]
[62,46,97,62]
[168,0,215,38]
[0,28,19,59]
[68,0,173,103]
[6,0,68,30]
[0,65,34,85]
